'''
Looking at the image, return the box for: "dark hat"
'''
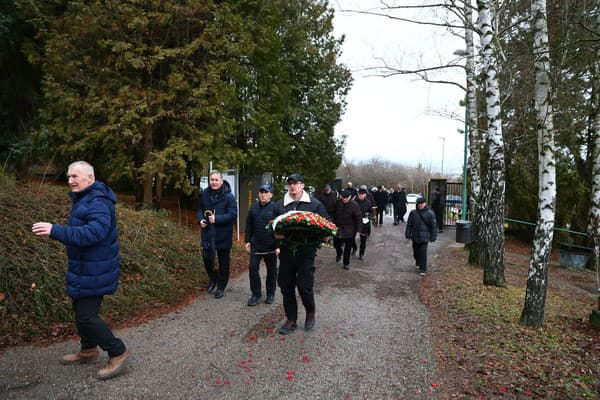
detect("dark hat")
[259,184,273,192]
[358,188,367,194]
[286,173,304,183]
[324,184,331,190]
[416,196,426,204]
[340,189,351,198]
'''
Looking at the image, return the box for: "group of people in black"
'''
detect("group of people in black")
[197,172,441,336]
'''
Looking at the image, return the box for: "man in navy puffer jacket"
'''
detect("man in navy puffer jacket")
[198,170,238,299]
[32,161,130,380]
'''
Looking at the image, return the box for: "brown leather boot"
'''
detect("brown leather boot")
[61,348,99,365]
[97,351,131,380]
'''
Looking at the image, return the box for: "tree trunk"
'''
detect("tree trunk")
[478,0,506,287]
[465,0,484,267]
[155,174,164,209]
[142,122,154,208]
[520,0,557,328]
[587,8,600,317]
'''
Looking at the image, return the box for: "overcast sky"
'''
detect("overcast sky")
[332,0,467,176]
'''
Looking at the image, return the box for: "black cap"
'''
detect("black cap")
[358,188,367,194]
[286,173,304,183]
[324,184,331,190]
[340,189,351,198]
[416,196,426,204]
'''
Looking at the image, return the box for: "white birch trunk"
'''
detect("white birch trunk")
[520,0,557,328]
[465,0,484,266]
[588,7,600,309]
[477,0,505,286]
[465,0,480,205]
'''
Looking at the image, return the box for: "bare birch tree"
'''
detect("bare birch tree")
[477,0,505,286]
[519,0,557,328]
[587,6,600,319]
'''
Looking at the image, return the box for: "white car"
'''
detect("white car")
[406,193,421,203]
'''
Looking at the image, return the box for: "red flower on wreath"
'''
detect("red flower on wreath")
[267,211,337,251]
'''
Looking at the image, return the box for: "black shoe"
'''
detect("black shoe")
[343,264,349,270]
[207,281,217,293]
[335,255,341,263]
[214,289,224,298]
[358,255,364,260]
[393,222,398,226]
[305,312,316,330]
[247,295,260,306]
[278,320,297,334]
[265,294,275,304]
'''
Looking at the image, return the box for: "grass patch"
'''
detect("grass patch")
[423,247,600,399]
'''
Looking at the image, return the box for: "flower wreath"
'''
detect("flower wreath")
[268,211,337,251]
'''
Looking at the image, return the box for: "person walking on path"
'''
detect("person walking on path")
[31,160,130,380]
[391,184,408,225]
[333,189,362,270]
[431,187,445,233]
[198,170,238,299]
[373,186,389,226]
[272,173,330,334]
[405,196,437,276]
[244,184,278,306]
[318,184,338,217]
[354,187,373,260]
[346,181,358,199]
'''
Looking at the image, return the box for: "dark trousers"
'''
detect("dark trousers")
[202,247,231,290]
[434,209,444,231]
[73,296,126,358]
[334,237,354,266]
[249,252,277,297]
[278,248,316,322]
[412,242,429,272]
[376,206,385,225]
[358,232,368,257]
[393,204,406,223]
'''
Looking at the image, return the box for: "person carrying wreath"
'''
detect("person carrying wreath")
[272,173,330,334]
[244,184,278,306]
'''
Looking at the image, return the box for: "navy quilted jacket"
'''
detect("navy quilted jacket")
[198,181,238,250]
[50,181,120,299]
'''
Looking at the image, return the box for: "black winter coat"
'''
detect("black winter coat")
[405,206,437,244]
[333,199,361,239]
[354,197,373,236]
[373,190,389,209]
[319,190,338,217]
[245,200,276,253]
[198,181,238,250]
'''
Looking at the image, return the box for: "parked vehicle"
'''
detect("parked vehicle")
[406,193,421,203]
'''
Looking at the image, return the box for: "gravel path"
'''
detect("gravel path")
[1,214,453,400]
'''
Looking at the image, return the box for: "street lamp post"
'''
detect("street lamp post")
[454,49,469,221]
[437,136,445,175]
